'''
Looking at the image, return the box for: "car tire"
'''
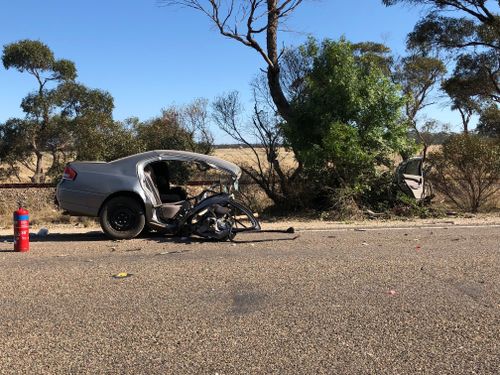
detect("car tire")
[100,196,145,240]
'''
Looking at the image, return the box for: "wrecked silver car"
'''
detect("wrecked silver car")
[56,150,260,240]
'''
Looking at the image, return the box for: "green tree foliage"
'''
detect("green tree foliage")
[442,73,481,133]
[427,134,500,212]
[394,55,446,123]
[443,52,500,104]
[383,1,499,51]
[0,41,213,183]
[477,104,500,137]
[56,102,213,180]
[1,40,115,181]
[393,54,447,154]
[352,42,394,75]
[74,100,213,163]
[382,2,500,214]
[133,100,213,155]
[284,38,413,208]
[135,110,199,151]
[383,0,500,105]
[2,39,76,82]
[0,119,31,180]
[125,106,213,184]
[72,117,140,163]
[211,39,412,213]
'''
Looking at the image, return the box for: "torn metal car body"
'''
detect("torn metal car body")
[56,150,261,240]
[396,157,433,201]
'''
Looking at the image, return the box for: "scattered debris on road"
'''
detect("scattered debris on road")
[159,250,191,255]
[112,272,133,279]
[125,247,142,252]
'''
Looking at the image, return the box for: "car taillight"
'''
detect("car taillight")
[63,165,77,181]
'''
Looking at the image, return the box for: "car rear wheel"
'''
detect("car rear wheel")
[100,196,145,239]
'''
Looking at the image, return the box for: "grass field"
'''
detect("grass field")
[0,147,298,183]
[215,147,298,171]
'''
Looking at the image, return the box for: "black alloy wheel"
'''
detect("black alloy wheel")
[100,196,145,239]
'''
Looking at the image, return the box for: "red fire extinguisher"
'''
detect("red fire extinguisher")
[13,208,29,252]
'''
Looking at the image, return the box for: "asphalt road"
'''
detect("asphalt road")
[0,226,499,374]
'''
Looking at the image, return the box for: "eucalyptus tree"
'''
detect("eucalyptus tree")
[1,40,114,181]
[383,0,500,104]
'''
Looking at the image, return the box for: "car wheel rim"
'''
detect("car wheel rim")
[110,208,136,231]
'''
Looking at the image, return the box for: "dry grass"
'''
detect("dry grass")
[214,147,298,171]
[0,188,59,228]
[0,188,99,229]
[2,148,296,183]
[0,154,56,183]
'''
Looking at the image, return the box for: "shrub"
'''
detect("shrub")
[284,38,415,213]
[427,134,500,212]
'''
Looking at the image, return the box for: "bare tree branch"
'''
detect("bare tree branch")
[159,0,305,122]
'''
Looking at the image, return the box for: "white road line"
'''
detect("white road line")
[298,224,500,232]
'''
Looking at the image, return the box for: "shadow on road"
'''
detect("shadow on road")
[33,231,108,242]
[145,233,300,245]
[231,235,300,244]
[1,230,300,245]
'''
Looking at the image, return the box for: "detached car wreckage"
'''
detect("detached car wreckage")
[396,156,433,202]
[56,150,261,240]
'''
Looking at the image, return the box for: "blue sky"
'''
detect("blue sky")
[0,0,461,142]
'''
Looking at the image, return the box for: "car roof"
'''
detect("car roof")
[111,150,242,179]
